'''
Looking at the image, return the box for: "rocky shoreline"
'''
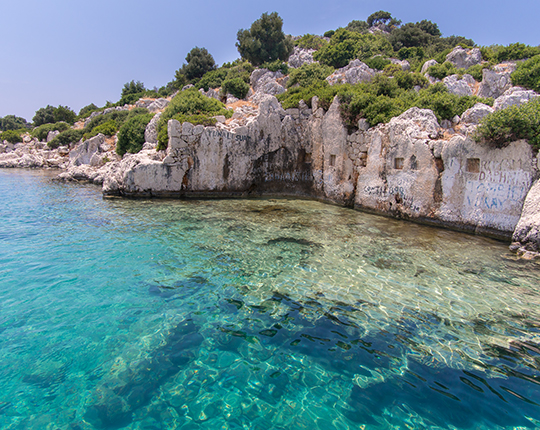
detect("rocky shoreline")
[2,47,539,259]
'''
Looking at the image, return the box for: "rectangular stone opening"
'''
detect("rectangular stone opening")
[394,158,404,170]
[305,152,312,164]
[329,154,336,167]
[466,158,480,173]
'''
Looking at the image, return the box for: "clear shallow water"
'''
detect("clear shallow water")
[0,169,539,430]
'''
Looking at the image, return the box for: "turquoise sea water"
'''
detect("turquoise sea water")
[0,169,539,430]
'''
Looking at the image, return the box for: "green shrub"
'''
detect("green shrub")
[117,92,144,106]
[83,120,117,140]
[31,122,70,141]
[363,56,391,70]
[475,98,540,148]
[221,77,250,99]
[236,12,294,66]
[0,129,24,144]
[277,82,338,110]
[286,63,334,88]
[0,115,30,131]
[426,61,459,79]
[260,60,289,74]
[323,30,335,38]
[78,103,101,119]
[33,105,76,126]
[48,129,84,149]
[393,70,429,90]
[496,43,540,62]
[398,47,425,60]
[157,89,232,150]
[466,63,491,81]
[183,47,216,81]
[511,55,540,92]
[116,113,154,156]
[314,29,392,68]
[197,69,229,91]
[295,34,328,51]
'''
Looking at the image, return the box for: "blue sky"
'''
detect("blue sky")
[1,0,539,121]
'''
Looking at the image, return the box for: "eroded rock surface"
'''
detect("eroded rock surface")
[326,60,377,86]
[512,179,540,258]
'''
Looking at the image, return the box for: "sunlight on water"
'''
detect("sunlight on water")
[0,169,539,429]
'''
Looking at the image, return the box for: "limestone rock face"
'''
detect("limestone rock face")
[446,46,483,69]
[512,179,540,254]
[477,69,513,99]
[443,74,475,96]
[47,130,60,142]
[69,134,105,167]
[147,98,169,112]
[326,60,377,86]
[438,137,535,233]
[288,46,316,69]
[460,103,494,124]
[421,59,438,74]
[390,58,410,71]
[355,108,441,218]
[144,113,161,144]
[493,87,539,111]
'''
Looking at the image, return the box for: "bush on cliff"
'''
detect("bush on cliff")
[236,12,294,66]
[156,88,232,150]
[0,129,24,144]
[83,120,117,140]
[313,29,393,68]
[48,129,84,149]
[295,34,328,51]
[33,105,76,126]
[83,108,149,139]
[286,63,334,88]
[31,122,70,141]
[511,55,540,93]
[116,113,154,156]
[221,77,250,99]
[277,82,338,110]
[474,98,540,148]
[0,115,30,131]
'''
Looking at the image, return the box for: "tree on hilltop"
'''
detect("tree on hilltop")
[367,11,401,29]
[236,12,294,66]
[183,47,216,81]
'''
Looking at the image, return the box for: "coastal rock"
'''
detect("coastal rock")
[439,137,535,233]
[421,59,438,74]
[446,46,483,69]
[144,113,161,144]
[443,74,475,96]
[199,88,220,100]
[147,98,169,112]
[288,46,316,69]
[47,130,60,142]
[326,59,377,86]
[460,103,494,124]
[477,69,513,99]
[250,69,287,101]
[390,58,411,71]
[493,87,539,111]
[69,134,104,167]
[355,107,441,218]
[512,178,540,253]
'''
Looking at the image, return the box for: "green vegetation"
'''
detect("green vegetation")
[48,129,84,149]
[279,78,492,128]
[286,63,334,88]
[82,107,150,143]
[313,29,393,68]
[0,115,30,131]
[31,122,70,141]
[157,89,233,150]
[511,55,540,92]
[475,98,540,148]
[221,77,250,99]
[0,129,24,144]
[116,113,154,156]
[174,47,217,87]
[236,12,294,66]
[260,60,289,74]
[78,103,101,119]
[295,34,328,51]
[33,105,76,126]
[196,61,253,92]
